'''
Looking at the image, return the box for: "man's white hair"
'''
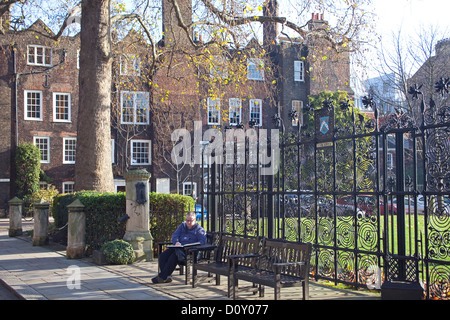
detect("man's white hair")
[186,211,196,219]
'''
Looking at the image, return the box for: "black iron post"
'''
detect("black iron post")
[395,132,406,280]
[210,159,217,233]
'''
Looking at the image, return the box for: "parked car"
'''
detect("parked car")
[379,199,397,215]
[336,195,397,216]
[315,197,366,218]
[403,197,425,214]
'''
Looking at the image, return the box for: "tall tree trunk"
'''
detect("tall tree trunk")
[75,0,114,192]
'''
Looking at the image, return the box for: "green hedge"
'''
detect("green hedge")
[52,191,195,254]
[149,192,195,246]
[52,191,127,253]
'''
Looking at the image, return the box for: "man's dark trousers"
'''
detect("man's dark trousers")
[158,247,185,280]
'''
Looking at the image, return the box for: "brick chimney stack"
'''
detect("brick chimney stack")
[308,12,326,31]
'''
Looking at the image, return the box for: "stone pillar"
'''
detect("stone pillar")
[8,197,23,237]
[66,199,86,259]
[123,168,153,262]
[33,201,49,246]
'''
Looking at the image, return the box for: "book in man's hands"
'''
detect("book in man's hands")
[167,242,201,248]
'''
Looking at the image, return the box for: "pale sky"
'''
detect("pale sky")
[355,0,449,82]
[373,0,449,40]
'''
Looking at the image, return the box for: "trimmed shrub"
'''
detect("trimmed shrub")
[82,191,127,252]
[149,192,195,246]
[101,239,135,265]
[52,191,126,252]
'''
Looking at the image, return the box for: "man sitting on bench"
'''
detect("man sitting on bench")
[152,212,207,283]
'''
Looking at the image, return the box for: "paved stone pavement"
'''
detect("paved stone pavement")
[0,218,380,301]
[0,280,20,300]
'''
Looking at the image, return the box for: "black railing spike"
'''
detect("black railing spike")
[408,84,423,100]
[435,77,449,95]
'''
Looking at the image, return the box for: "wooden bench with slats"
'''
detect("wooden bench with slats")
[230,239,311,300]
[191,234,262,297]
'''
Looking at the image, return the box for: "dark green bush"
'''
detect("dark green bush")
[82,191,127,252]
[101,239,135,265]
[15,143,41,199]
[149,192,195,245]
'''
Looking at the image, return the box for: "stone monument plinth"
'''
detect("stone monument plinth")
[123,168,153,262]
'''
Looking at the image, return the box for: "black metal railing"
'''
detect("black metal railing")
[202,79,449,299]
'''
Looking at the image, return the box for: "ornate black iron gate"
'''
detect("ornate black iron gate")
[200,80,449,299]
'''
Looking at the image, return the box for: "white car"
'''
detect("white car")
[394,197,425,214]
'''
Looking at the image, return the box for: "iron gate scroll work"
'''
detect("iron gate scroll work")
[201,79,450,300]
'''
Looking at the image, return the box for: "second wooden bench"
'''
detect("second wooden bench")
[230,239,311,300]
[191,234,262,297]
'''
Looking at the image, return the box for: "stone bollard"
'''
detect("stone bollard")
[66,199,86,259]
[33,201,49,246]
[123,168,153,262]
[8,197,23,237]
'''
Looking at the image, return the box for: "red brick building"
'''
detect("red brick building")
[0,19,80,214]
[0,3,353,213]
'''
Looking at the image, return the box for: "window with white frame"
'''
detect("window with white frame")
[207,97,220,125]
[53,92,71,122]
[247,58,264,81]
[27,45,52,66]
[156,178,170,194]
[294,60,304,82]
[249,99,262,126]
[130,140,151,165]
[291,100,303,126]
[377,135,396,151]
[24,90,43,121]
[63,138,77,164]
[114,179,126,193]
[229,98,242,126]
[120,54,141,76]
[183,182,197,198]
[33,136,50,163]
[62,181,75,194]
[120,91,149,125]
[39,181,49,190]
